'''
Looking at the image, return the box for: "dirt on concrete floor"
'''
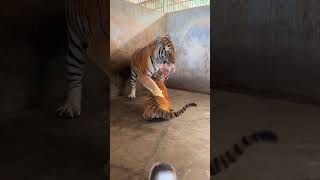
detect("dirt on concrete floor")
[110,89,210,180]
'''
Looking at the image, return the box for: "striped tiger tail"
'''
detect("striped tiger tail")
[158,102,197,119]
[211,130,278,176]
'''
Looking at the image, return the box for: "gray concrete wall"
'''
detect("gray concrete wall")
[213,0,320,103]
[166,6,210,94]
[110,0,210,95]
[110,0,166,56]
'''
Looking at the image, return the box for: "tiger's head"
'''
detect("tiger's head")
[156,35,176,65]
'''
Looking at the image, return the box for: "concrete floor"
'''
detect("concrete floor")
[110,89,210,180]
[0,98,107,180]
[213,90,320,180]
[0,61,108,180]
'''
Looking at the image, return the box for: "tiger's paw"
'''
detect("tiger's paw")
[56,104,81,119]
[128,90,136,100]
[154,91,164,98]
[128,93,136,99]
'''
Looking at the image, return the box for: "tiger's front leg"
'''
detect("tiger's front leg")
[57,85,82,118]
[138,74,164,98]
[56,36,86,119]
[128,70,137,99]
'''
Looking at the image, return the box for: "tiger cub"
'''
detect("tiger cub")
[211,130,278,176]
[142,69,197,120]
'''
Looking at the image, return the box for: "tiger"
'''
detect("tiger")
[142,68,197,120]
[149,162,177,180]
[56,0,111,118]
[128,35,176,100]
[211,129,278,176]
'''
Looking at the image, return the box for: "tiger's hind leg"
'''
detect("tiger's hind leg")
[56,36,87,119]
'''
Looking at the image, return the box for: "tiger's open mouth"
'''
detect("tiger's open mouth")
[161,63,175,80]
[163,69,170,80]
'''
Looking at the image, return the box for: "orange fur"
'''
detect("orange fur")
[142,71,196,120]
[128,36,176,99]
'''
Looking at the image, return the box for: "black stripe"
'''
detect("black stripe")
[130,77,136,82]
[66,70,82,77]
[165,112,169,119]
[213,158,221,173]
[225,151,236,162]
[233,144,243,155]
[69,40,86,58]
[219,155,228,168]
[131,70,137,77]
[86,15,93,37]
[241,136,250,146]
[158,47,162,58]
[251,133,259,142]
[150,56,156,71]
[68,49,85,65]
[66,59,81,69]
[147,66,153,75]
[70,35,83,53]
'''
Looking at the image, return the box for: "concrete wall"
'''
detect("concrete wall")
[213,0,320,103]
[166,6,210,94]
[110,0,165,56]
[110,0,210,95]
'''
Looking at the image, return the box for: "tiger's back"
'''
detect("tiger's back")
[130,42,158,76]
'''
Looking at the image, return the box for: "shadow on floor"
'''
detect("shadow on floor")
[0,62,108,180]
[213,90,320,180]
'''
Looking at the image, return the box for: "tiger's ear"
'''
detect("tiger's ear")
[156,36,161,46]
